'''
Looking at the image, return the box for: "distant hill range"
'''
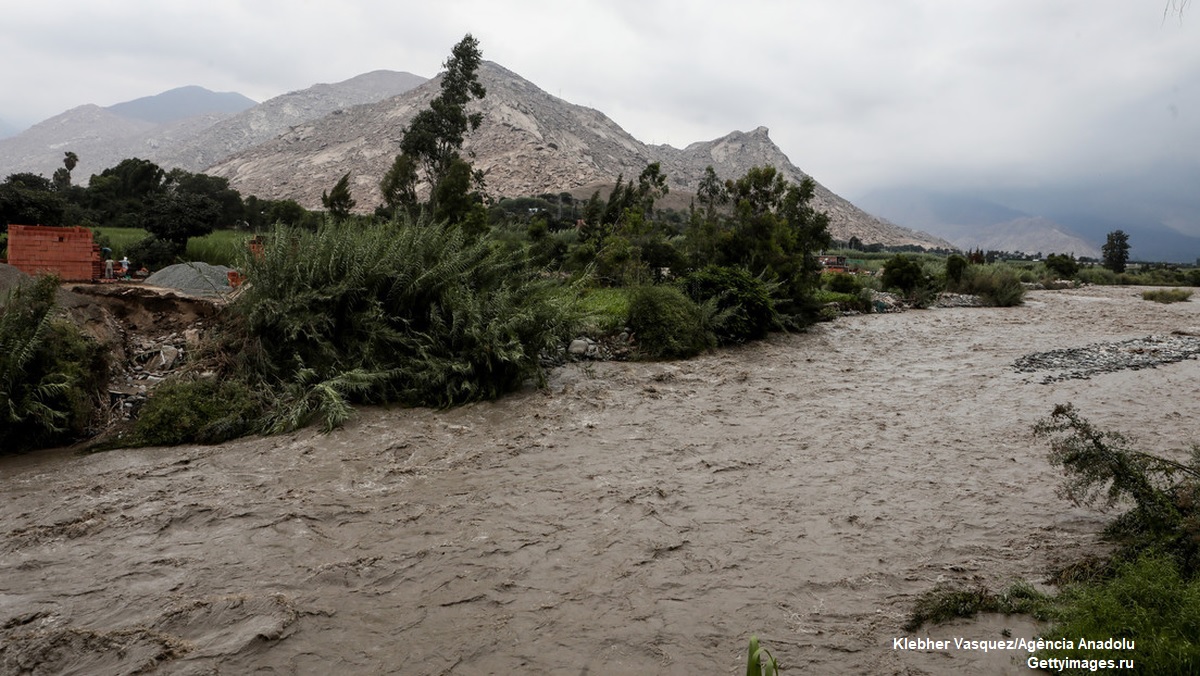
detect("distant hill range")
[1,63,948,249]
[0,72,428,186]
[858,181,1200,264]
[855,189,1102,259]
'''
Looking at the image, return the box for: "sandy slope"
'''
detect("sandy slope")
[2,285,1199,675]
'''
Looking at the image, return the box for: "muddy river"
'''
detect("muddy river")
[3,285,1199,674]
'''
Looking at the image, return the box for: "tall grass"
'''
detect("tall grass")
[233,219,580,431]
[185,230,251,267]
[91,227,148,258]
[91,227,250,267]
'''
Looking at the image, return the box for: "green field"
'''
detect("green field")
[92,227,252,268]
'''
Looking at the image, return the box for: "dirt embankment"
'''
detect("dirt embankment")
[2,285,1199,674]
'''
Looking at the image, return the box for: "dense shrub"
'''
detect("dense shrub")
[125,235,184,269]
[131,378,261,446]
[957,264,1025,306]
[1035,403,1200,568]
[822,271,861,295]
[909,405,1200,673]
[626,285,715,359]
[812,288,871,315]
[881,254,925,294]
[945,254,967,287]
[235,219,580,430]
[1,276,108,451]
[1029,405,1200,672]
[1077,267,1118,285]
[1044,253,1080,279]
[577,287,630,336]
[677,265,775,344]
[1143,288,1192,303]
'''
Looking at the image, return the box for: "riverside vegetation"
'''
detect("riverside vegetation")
[906,405,1200,672]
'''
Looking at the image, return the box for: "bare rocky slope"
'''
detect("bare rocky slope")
[209,62,949,248]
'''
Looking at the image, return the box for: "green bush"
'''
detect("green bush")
[1044,253,1080,279]
[1078,267,1118,285]
[1143,288,1192,304]
[1035,403,1200,568]
[577,287,630,336]
[823,271,862,294]
[125,235,184,270]
[1037,553,1200,672]
[957,264,1025,306]
[1,276,108,451]
[881,254,924,294]
[132,378,261,446]
[812,288,871,315]
[945,254,968,287]
[678,265,776,344]
[236,219,580,430]
[626,285,715,359]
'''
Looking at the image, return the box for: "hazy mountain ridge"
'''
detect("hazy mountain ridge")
[0,105,162,180]
[858,188,1102,259]
[105,86,257,124]
[0,73,427,184]
[859,183,1200,263]
[208,62,950,248]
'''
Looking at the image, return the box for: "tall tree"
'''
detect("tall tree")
[322,173,356,221]
[52,152,79,192]
[0,173,66,227]
[1102,229,1131,273]
[387,34,487,220]
[379,153,418,218]
[635,162,669,216]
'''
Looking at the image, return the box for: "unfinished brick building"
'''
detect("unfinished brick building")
[4,225,104,282]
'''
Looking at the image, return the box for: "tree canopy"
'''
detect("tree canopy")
[384,33,487,219]
[1102,230,1131,273]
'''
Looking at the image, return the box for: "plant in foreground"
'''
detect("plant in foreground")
[745,635,779,676]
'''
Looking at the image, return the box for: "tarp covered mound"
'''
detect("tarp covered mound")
[0,263,32,296]
[145,262,234,296]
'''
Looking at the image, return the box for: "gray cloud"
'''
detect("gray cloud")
[2,1,1197,197]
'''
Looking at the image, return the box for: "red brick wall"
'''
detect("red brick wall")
[6,225,101,282]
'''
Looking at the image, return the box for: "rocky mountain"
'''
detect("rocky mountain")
[209,62,949,248]
[0,105,167,181]
[952,217,1101,259]
[105,86,257,124]
[155,70,427,172]
[0,71,426,185]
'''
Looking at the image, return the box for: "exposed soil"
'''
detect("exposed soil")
[2,285,1199,675]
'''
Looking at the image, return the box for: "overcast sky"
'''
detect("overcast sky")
[2,1,1198,197]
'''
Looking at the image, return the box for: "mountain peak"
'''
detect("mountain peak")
[105,86,257,124]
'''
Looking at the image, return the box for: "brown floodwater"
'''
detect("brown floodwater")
[3,285,1199,675]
